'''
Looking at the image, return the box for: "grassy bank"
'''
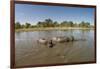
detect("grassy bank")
[15,27,94,32]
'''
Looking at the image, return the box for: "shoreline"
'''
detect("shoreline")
[15,27,94,32]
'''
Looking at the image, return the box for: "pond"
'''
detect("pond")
[15,29,95,67]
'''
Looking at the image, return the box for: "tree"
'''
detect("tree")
[25,23,31,28]
[21,24,25,28]
[79,21,85,27]
[37,21,44,27]
[15,22,21,29]
[60,21,74,27]
[60,21,68,27]
[44,19,54,27]
[68,21,74,27]
[79,21,90,28]
[53,21,59,27]
[45,19,53,24]
[85,22,90,27]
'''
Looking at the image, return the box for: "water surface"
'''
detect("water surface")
[15,29,95,66]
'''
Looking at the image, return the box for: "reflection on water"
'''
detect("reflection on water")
[15,29,95,66]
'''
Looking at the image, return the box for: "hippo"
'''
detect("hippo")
[37,38,48,44]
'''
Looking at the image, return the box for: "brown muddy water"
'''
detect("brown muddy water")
[15,29,95,67]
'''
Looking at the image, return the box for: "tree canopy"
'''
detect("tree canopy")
[15,18,93,29]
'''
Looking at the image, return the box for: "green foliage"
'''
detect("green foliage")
[60,21,68,27]
[21,24,25,28]
[60,21,74,27]
[53,21,59,27]
[44,19,54,27]
[37,18,54,27]
[15,18,92,29]
[68,21,74,27]
[25,23,31,28]
[15,22,21,29]
[79,21,90,28]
